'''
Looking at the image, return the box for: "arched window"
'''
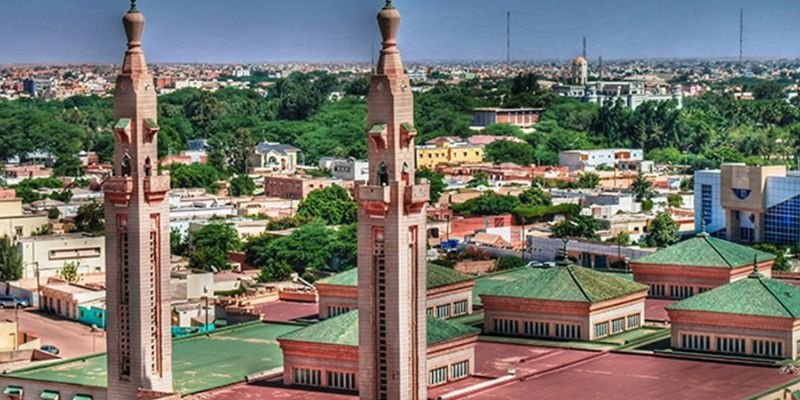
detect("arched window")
[121,154,132,177]
[144,157,152,177]
[378,162,389,187]
[401,162,410,185]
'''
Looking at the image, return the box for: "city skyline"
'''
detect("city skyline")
[1,0,799,64]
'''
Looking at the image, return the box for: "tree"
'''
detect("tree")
[752,243,791,272]
[630,171,653,202]
[577,172,600,189]
[451,192,521,216]
[646,212,680,248]
[467,171,490,188]
[550,215,601,240]
[230,128,255,175]
[752,80,785,101]
[519,186,552,207]
[481,124,524,137]
[229,175,256,197]
[667,194,683,208]
[73,201,104,233]
[170,164,222,193]
[609,231,631,246]
[416,168,446,204]
[47,208,61,220]
[59,261,79,282]
[170,228,188,257]
[53,153,84,177]
[297,185,357,225]
[497,256,526,271]
[49,189,73,203]
[484,140,534,166]
[0,236,22,282]
[189,222,242,271]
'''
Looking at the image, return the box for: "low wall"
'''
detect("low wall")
[278,289,317,303]
[454,260,496,275]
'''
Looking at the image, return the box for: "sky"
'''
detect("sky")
[0,0,798,64]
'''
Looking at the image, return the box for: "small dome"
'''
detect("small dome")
[573,56,588,65]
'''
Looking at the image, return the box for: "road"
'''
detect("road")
[0,308,105,359]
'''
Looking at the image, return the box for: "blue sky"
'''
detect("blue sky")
[0,0,798,64]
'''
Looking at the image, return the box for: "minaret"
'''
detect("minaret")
[104,1,173,399]
[357,1,429,400]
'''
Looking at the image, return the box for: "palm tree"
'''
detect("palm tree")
[630,171,653,202]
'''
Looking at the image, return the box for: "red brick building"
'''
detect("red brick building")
[630,234,775,299]
[278,310,478,392]
[667,269,800,359]
[472,108,543,128]
[481,265,648,341]
[316,264,474,320]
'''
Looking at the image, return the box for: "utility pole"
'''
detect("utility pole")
[506,12,511,65]
[739,9,744,64]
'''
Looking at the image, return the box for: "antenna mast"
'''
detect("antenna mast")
[506,12,511,65]
[739,9,744,63]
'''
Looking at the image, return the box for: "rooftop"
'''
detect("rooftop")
[480,265,648,303]
[633,234,775,268]
[4,321,301,395]
[316,263,473,290]
[667,271,800,318]
[278,310,479,347]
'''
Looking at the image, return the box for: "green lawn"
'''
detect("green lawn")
[6,321,302,395]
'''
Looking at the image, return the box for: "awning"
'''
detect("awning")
[72,395,93,400]
[3,386,23,395]
[40,390,60,400]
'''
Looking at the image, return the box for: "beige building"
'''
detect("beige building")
[718,164,789,243]
[16,233,105,280]
[40,282,105,320]
[252,142,300,173]
[0,189,49,240]
[263,176,352,201]
[415,139,485,170]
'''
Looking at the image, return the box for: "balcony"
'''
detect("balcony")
[144,175,171,203]
[358,185,391,217]
[368,123,388,150]
[404,183,429,215]
[400,122,417,148]
[104,177,134,206]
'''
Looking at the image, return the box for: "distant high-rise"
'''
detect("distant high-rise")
[104,1,173,399]
[358,1,429,399]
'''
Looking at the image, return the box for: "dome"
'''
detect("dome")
[572,56,588,65]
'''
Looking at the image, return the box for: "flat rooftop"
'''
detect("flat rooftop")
[197,340,797,400]
[4,321,301,395]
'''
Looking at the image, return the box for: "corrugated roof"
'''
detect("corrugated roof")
[316,264,472,290]
[667,272,800,318]
[278,310,479,346]
[481,265,648,303]
[633,234,775,268]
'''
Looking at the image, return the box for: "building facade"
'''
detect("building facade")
[319,158,370,182]
[17,233,105,280]
[630,234,775,299]
[0,189,49,240]
[252,142,300,172]
[102,4,173,398]
[693,163,800,245]
[415,141,484,170]
[263,175,351,200]
[471,108,542,129]
[667,270,800,360]
[278,311,478,394]
[316,264,474,320]
[357,3,430,399]
[480,265,648,341]
[558,149,644,171]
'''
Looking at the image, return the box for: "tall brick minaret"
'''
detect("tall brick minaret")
[358,1,429,399]
[104,2,173,399]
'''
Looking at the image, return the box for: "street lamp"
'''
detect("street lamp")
[201,286,210,336]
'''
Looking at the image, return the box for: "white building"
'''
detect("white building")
[694,169,725,235]
[320,158,369,182]
[16,233,106,280]
[559,149,644,171]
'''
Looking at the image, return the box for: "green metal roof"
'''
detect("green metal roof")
[113,118,130,130]
[633,234,775,268]
[369,123,387,134]
[401,122,417,133]
[317,264,472,290]
[4,322,301,395]
[279,310,479,346]
[72,396,93,400]
[144,118,159,130]
[667,272,800,318]
[481,265,648,303]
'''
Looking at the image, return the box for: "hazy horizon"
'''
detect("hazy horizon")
[0,0,798,64]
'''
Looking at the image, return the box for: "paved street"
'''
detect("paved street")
[0,309,105,359]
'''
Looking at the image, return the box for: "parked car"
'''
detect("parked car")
[525,261,543,268]
[40,345,60,355]
[0,296,28,308]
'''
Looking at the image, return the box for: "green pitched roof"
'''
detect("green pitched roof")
[317,264,472,290]
[481,265,648,303]
[279,310,479,346]
[633,234,775,268]
[667,272,800,318]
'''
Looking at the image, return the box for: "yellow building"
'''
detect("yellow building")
[415,138,484,170]
[0,190,49,240]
